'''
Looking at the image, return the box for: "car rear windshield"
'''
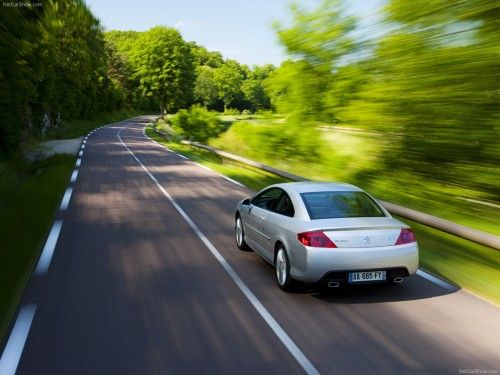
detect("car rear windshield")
[301,191,386,219]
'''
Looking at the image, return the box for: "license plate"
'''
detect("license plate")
[348,270,386,283]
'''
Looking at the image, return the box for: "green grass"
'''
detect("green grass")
[47,108,143,139]
[148,124,500,305]
[0,155,75,341]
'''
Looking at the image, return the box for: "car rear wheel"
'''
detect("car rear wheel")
[275,246,295,291]
[235,215,250,251]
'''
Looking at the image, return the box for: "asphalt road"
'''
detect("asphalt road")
[2,116,499,374]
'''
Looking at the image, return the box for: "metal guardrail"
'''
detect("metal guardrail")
[151,127,500,250]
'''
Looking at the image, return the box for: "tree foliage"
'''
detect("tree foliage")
[128,27,195,114]
[170,105,224,142]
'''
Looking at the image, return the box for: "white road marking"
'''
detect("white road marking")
[417,269,456,291]
[177,153,188,160]
[0,304,37,375]
[221,175,245,187]
[83,139,86,144]
[78,150,83,157]
[81,144,85,150]
[59,187,73,211]
[75,158,81,167]
[70,170,79,183]
[117,125,319,375]
[35,220,63,275]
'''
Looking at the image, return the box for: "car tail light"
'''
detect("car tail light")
[395,228,416,245]
[297,231,337,248]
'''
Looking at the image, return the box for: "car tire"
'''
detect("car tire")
[235,215,250,251]
[275,246,295,292]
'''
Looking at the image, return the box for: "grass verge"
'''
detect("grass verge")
[147,126,500,305]
[0,155,75,341]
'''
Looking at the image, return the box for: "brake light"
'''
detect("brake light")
[395,228,416,245]
[297,231,337,248]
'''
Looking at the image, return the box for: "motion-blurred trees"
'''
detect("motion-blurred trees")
[268,0,356,122]
[343,0,500,193]
[266,0,499,193]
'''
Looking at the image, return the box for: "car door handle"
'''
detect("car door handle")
[259,216,265,221]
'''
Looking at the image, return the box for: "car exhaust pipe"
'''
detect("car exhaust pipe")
[393,277,404,283]
[327,281,340,288]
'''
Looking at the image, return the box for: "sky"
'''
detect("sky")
[85,0,384,67]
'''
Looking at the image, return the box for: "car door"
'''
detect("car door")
[246,188,283,261]
[261,191,296,256]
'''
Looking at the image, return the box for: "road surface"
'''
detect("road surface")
[1,116,499,374]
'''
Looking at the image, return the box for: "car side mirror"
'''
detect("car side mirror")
[241,198,251,206]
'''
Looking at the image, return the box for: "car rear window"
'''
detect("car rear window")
[301,191,386,219]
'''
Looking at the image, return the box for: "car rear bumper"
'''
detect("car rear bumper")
[291,242,419,283]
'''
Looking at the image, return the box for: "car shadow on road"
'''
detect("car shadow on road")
[257,257,459,303]
[301,275,460,304]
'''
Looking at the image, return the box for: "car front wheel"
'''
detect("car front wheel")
[235,215,250,251]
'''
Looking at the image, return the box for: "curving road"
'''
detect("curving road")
[1,116,499,374]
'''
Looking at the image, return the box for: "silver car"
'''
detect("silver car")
[235,182,419,291]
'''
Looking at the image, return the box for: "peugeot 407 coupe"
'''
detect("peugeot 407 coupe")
[234,182,419,291]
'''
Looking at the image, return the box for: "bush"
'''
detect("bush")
[223,107,240,116]
[170,105,224,143]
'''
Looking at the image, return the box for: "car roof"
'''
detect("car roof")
[271,181,363,194]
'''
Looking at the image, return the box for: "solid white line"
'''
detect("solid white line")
[177,153,188,160]
[75,158,81,167]
[59,187,73,211]
[417,269,456,291]
[117,125,319,375]
[218,174,245,187]
[0,304,37,375]
[70,170,79,183]
[35,220,63,275]
[78,150,83,157]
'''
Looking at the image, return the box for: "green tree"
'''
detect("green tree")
[213,60,246,111]
[190,42,224,68]
[242,64,275,111]
[0,2,42,154]
[129,26,195,114]
[194,66,220,109]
